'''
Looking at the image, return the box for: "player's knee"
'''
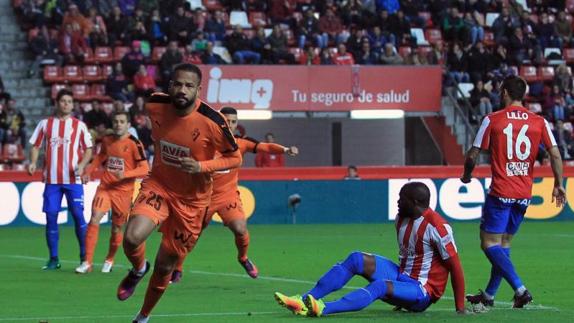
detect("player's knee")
[124,229,144,248]
[89,212,104,225]
[341,251,364,274]
[230,221,247,235]
[365,280,389,299]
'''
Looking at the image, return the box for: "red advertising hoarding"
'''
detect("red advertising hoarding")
[198,65,442,112]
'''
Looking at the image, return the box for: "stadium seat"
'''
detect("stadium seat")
[152,46,167,63]
[188,0,204,10]
[289,47,303,62]
[102,65,114,78]
[519,66,538,82]
[398,46,412,58]
[563,48,574,63]
[203,0,223,11]
[113,46,130,61]
[424,29,442,45]
[528,102,542,114]
[62,65,83,83]
[83,65,103,82]
[538,66,555,81]
[43,66,63,83]
[457,83,474,99]
[83,48,95,63]
[72,84,90,101]
[410,28,428,45]
[230,11,250,27]
[90,84,112,102]
[51,84,69,99]
[485,12,499,27]
[249,12,267,27]
[80,102,93,112]
[94,46,114,63]
[544,47,562,59]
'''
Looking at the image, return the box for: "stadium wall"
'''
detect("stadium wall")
[1,166,574,226]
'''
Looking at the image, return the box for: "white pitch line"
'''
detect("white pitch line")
[0,254,562,312]
[0,311,279,321]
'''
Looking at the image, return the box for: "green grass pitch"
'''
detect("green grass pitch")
[0,222,573,322]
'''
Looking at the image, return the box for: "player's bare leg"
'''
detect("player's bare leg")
[102,223,123,273]
[228,219,258,278]
[117,215,156,300]
[76,210,106,273]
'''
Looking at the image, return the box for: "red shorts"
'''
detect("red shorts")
[209,190,246,226]
[131,178,210,258]
[92,186,133,226]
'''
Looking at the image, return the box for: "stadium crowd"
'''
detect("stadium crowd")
[2,0,574,169]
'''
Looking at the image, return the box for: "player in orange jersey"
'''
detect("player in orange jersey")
[117,64,242,323]
[170,106,299,283]
[75,111,149,274]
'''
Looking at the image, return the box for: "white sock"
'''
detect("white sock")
[515,286,526,296]
[137,262,147,275]
[483,291,494,300]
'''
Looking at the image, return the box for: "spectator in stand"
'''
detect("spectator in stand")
[464,11,484,45]
[225,0,249,11]
[267,25,296,64]
[389,10,413,46]
[118,0,137,16]
[255,133,285,167]
[319,8,346,45]
[537,12,561,50]
[343,165,361,180]
[205,10,227,42]
[400,0,425,28]
[406,50,429,65]
[127,7,149,42]
[299,46,321,65]
[121,40,145,79]
[24,0,48,28]
[470,80,493,119]
[446,42,469,85]
[1,99,27,148]
[159,41,183,88]
[490,43,509,69]
[168,5,194,44]
[556,11,573,47]
[492,7,518,45]
[226,25,261,64]
[191,32,208,52]
[201,41,226,64]
[320,47,334,65]
[106,5,128,45]
[297,9,325,49]
[87,0,116,17]
[147,8,166,45]
[507,0,525,18]
[356,40,378,65]
[251,27,273,63]
[89,23,108,48]
[546,84,567,121]
[0,104,6,143]
[28,26,63,77]
[428,0,448,27]
[0,77,10,104]
[467,42,492,83]
[376,10,396,45]
[138,0,159,15]
[106,62,131,102]
[182,44,203,65]
[341,0,366,27]
[520,11,538,36]
[553,119,573,160]
[269,0,297,25]
[131,96,154,157]
[379,42,403,65]
[62,4,92,37]
[133,65,157,97]
[427,40,446,65]
[508,27,531,66]
[442,7,467,43]
[368,26,393,52]
[554,64,573,94]
[84,100,112,140]
[87,7,107,40]
[59,23,88,65]
[193,7,207,31]
[332,43,355,65]
[346,28,367,58]
[376,0,399,14]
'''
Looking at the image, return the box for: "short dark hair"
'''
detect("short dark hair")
[112,110,130,121]
[220,107,237,115]
[404,182,431,208]
[501,76,527,101]
[173,63,202,82]
[348,165,357,171]
[56,89,73,102]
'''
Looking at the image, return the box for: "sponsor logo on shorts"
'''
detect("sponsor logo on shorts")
[160,140,190,166]
[505,162,529,176]
[107,156,125,172]
[497,197,530,205]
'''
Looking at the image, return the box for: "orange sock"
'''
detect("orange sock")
[124,240,146,271]
[84,224,99,264]
[105,231,123,262]
[140,269,171,317]
[175,256,185,272]
[235,231,250,262]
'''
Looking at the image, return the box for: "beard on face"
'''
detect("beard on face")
[171,92,196,110]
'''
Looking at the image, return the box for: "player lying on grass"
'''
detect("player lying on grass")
[170,106,299,282]
[275,182,467,316]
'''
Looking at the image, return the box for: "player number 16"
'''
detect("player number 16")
[502,123,531,161]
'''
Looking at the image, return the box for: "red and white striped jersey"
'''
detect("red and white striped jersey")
[473,105,556,198]
[29,117,93,184]
[396,209,458,302]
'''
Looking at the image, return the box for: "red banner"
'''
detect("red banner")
[198,65,442,112]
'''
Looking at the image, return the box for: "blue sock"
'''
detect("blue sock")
[45,212,59,259]
[484,245,523,291]
[323,280,387,315]
[485,247,510,297]
[303,251,363,300]
[70,208,87,261]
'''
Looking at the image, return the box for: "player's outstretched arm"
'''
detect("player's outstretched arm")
[548,146,567,207]
[461,147,480,183]
[121,160,150,180]
[445,254,466,313]
[256,142,299,156]
[199,148,242,172]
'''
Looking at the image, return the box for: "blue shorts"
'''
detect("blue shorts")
[43,184,84,214]
[371,255,431,312]
[481,194,530,235]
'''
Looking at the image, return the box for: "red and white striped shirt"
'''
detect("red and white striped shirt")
[396,209,458,302]
[29,117,93,184]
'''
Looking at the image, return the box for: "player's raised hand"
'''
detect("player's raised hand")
[287,146,299,156]
[552,186,567,208]
[81,173,90,184]
[27,163,36,176]
[179,157,201,174]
